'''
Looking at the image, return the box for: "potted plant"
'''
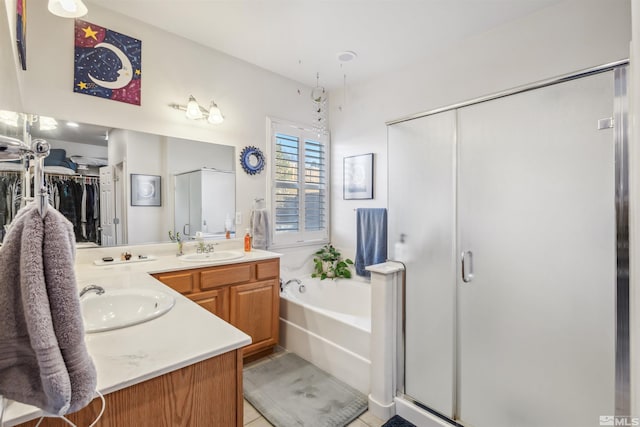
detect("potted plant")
[168,230,183,256]
[311,244,354,280]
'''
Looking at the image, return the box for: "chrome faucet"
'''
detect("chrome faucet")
[196,243,217,254]
[285,278,302,286]
[79,284,105,298]
[281,278,302,292]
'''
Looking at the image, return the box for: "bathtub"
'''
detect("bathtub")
[279,275,371,394]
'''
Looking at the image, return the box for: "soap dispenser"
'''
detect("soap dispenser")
[244,229,252,252]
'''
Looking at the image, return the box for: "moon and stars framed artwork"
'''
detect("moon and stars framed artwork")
[73,20,142,105]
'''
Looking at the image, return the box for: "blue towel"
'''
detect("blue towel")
[355,208,388,277]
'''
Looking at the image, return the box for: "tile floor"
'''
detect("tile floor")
[243,348,387,427]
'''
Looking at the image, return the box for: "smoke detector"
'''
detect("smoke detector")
[337,51,358,62]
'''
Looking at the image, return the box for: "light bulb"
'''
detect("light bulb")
[207,102,224,124]
[48,0,88,18]
[185,95,203,120]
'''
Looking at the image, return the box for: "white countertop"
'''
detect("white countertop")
[3,241,280,426]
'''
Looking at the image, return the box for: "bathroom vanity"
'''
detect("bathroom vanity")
[3,243,281,427]
[152,257,280,360]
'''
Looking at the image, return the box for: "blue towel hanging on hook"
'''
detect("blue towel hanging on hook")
[355,208,388,278]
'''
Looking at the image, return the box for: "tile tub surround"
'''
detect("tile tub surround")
[2,244,281,426]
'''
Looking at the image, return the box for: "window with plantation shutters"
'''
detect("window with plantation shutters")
[269,118,329,247]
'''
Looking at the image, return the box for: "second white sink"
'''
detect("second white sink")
[82,288,175,333]
[179,250,245,262]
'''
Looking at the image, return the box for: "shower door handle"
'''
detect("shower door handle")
[461,250,474,283]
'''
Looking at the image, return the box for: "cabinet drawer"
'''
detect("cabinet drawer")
[154,271,195,294]
[256,260,279,280]
[201,264,252,290]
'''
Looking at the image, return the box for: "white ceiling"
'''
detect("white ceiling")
[86,0,562,90]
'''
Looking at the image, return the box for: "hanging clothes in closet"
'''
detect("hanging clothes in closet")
[0,171,101,245]
[47,174,101,244]
[0,172,23,242]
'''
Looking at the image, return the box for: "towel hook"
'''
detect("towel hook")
[253,197,265,209]
[31,139,50,218]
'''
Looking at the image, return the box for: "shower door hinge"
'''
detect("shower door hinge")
[598,117,614,130]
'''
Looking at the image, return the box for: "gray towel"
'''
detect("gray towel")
[250,209,270,250]
[355,208,388,278]
[0,203,96,415]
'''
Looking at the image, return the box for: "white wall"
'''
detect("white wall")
[125,130,165,244]
[47,139,107,159]
[0,1,313,238]
[166,137,234,174]
[329,0,631,259]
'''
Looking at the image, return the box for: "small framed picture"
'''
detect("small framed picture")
[131,174,161,206]
[343,153,374,200]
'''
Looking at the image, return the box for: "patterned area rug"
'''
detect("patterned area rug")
[244,352,368,427]
[382,415,417,427]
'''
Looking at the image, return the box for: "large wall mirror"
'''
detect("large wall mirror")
[0,110,236,247]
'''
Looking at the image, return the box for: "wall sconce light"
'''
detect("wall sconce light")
[170,95,225,124]
[48,0,88,18]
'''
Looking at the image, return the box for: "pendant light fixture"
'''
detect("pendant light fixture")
[170,95,225,125]
[47,0,88,18]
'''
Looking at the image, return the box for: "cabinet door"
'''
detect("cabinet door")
[190,288,229,322]
[230,280,279,356]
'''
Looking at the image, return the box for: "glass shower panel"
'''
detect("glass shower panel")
[457,72,616,427]
[388,110,456,418]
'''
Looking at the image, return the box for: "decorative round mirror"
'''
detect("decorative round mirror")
[240,146,265,175]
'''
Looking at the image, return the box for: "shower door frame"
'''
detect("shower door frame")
[387,59,630,423]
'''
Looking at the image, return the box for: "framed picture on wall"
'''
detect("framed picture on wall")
[131,174,161,206]
[343,153,374,200]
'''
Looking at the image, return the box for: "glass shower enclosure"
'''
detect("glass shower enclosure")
[387,64,629,427]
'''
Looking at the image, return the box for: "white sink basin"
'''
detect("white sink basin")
[179,250,245,262]
[81,288,175,333]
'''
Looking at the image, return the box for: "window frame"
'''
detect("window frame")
[266,117,330,249]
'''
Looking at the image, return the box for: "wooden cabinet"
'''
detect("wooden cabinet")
[152,258,279,359]
[230,279,279,356]
[191,288,229,322]
[16,350,244,427]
